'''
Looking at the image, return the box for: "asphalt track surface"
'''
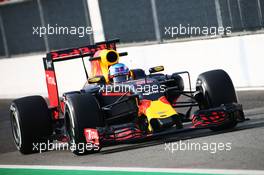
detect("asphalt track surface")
[0,91,263,170]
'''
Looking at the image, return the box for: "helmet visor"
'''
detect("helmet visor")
[113,75,128,83]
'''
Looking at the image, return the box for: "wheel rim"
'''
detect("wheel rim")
[65,108,76,146]
[66,118,75,144]
[10,106,22,149]
[197,84,210,109]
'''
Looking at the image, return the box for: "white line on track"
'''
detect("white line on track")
[236,87,264,91]
[0,165,264,175]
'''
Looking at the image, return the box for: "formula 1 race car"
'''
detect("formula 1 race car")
[10,39,245,155]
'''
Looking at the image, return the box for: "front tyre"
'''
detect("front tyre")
[64,93,104,155]
[10,96,53,154]
[196,69,238,131]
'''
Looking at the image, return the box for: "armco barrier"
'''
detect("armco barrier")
[0,34,264,98]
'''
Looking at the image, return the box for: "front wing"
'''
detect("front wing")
[83,103,245,147]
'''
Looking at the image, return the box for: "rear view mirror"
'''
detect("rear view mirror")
[149,66,164,74]
[88,76,105,84]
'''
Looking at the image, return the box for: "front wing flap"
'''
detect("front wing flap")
[192,103,245,128]
[84,103,245,147]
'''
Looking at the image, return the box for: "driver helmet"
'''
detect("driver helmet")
[109,63,130,83]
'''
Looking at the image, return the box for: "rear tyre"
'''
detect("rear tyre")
[196,69,238,131]
[64,93,104,155]
[10,96,53,154]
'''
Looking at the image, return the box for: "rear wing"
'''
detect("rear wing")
[43,39,119,110]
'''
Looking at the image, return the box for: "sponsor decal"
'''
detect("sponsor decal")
[84,128,99,145]
[46,74,56,85]
[50,43,115,60]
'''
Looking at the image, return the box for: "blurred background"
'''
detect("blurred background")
[0,0,263,97]
[0,0,263,57]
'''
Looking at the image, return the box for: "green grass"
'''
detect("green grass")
[0,168,222,175]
